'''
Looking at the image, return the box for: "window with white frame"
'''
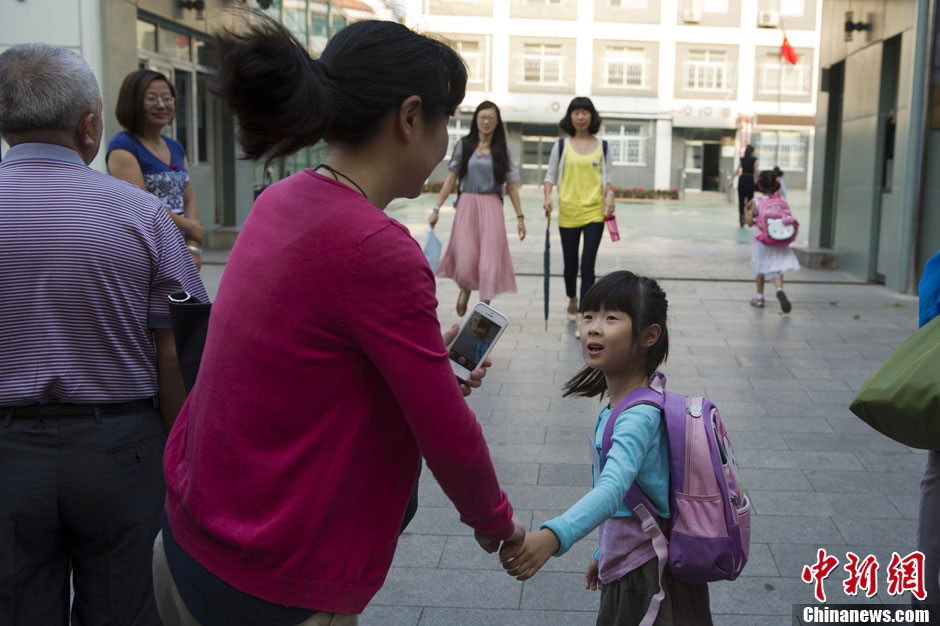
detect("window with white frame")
[685,143,703,170]
[446,118,471,159]
[609,0,648,7]
[758,131,805,171]
[690,0,729,12]
[525,0,561,4]
[758,53,810,96]
[685,50,728,91]
[780,0,804,15]
[603,124,646,166]
[456,40,483,84]
[604,47,647,88]
[523,44,563,84]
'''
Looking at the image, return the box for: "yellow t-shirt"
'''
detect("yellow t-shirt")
[558,143,604,228]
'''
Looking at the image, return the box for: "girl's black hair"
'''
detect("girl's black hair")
[211,13,467,162]
[756,170,781,194]
[744,144,755,157]
[773,166,784,178]
[563,271,669,399]
[457,101,511,186]
[559,96,601,136]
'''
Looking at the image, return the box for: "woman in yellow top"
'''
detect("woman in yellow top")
[543,97,614,338]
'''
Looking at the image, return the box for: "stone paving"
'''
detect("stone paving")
[204,189,926,625]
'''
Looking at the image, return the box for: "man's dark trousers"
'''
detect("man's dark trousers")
[0,407,165,625]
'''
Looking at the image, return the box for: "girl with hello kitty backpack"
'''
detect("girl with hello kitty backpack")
[745,170,800,313]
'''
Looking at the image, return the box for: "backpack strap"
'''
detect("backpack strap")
[602,139,609,161]
[599,381,667,517]
[633,504,668,626]
[598,372,675,626]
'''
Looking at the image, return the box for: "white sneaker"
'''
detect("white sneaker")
[566,299,578,322]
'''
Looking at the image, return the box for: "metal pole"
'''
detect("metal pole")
[913,0,937,291]
[327,0,333,39]
[304,0,310,50]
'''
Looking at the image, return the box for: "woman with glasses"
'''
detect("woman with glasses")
[429,101,525,316]
[107,69,205,269]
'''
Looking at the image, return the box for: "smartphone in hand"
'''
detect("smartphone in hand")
[447,302,508,382]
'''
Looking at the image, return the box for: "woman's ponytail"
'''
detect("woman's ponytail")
[211,13,332,162]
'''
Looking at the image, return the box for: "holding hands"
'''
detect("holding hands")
[476,514,526,554]
[499,528,560,581]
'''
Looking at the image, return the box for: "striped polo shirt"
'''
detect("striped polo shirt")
[0,142,208,405]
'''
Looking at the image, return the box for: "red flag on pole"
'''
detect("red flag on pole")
[781,32,799,65]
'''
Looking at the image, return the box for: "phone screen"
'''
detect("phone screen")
[449,310,502,371]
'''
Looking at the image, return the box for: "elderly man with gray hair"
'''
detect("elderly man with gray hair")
[0,44,206,625]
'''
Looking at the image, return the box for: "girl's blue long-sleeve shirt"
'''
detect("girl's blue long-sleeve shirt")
[542,403,670,557]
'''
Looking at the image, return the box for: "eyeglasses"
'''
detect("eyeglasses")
[477,115,497,122]
[143,94,175,106]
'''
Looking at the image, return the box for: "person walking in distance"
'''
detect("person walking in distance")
[154,17,524,626]
[430,101,525,316]
[543,97,614,338]
[745,170,800,312]
[0,43,206,626]
[735,145,758,227]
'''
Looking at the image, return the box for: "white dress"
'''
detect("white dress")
[751,197,801,277]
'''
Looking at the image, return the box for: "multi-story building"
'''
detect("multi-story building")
[407,0,821,194]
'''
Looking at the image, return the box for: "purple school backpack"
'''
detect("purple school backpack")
[754,194,799,246]
[601,373,750,625]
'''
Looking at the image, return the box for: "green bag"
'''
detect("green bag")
[849,314,940,449]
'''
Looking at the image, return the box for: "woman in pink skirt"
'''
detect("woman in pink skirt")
[429,101,526,316]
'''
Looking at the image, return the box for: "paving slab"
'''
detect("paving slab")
[196,189,927,624]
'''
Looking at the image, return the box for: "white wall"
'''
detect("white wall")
[1,0,106,171]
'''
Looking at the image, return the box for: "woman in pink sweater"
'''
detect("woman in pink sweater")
[153,16,524,626]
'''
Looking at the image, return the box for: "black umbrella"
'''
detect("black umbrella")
[544,213,550,331]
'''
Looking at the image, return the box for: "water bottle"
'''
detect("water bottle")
[604,215,620,242]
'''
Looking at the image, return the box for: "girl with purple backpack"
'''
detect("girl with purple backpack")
[746,170,800,313]
[500,271,713,626]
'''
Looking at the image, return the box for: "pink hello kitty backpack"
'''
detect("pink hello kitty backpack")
[601,372,751,626]
[755,194,799,246]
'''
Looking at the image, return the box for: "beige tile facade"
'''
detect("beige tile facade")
[593,0,661,25]
[753,45,815,104]
[508,36,577,94]
[675,0,742,27]
[509,0,577,21]
[591,39,659,98]
[428,0,493,18]
[674,42,740,100]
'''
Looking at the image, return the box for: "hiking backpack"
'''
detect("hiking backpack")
[600,372,750,623]
[754,194,799,246]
